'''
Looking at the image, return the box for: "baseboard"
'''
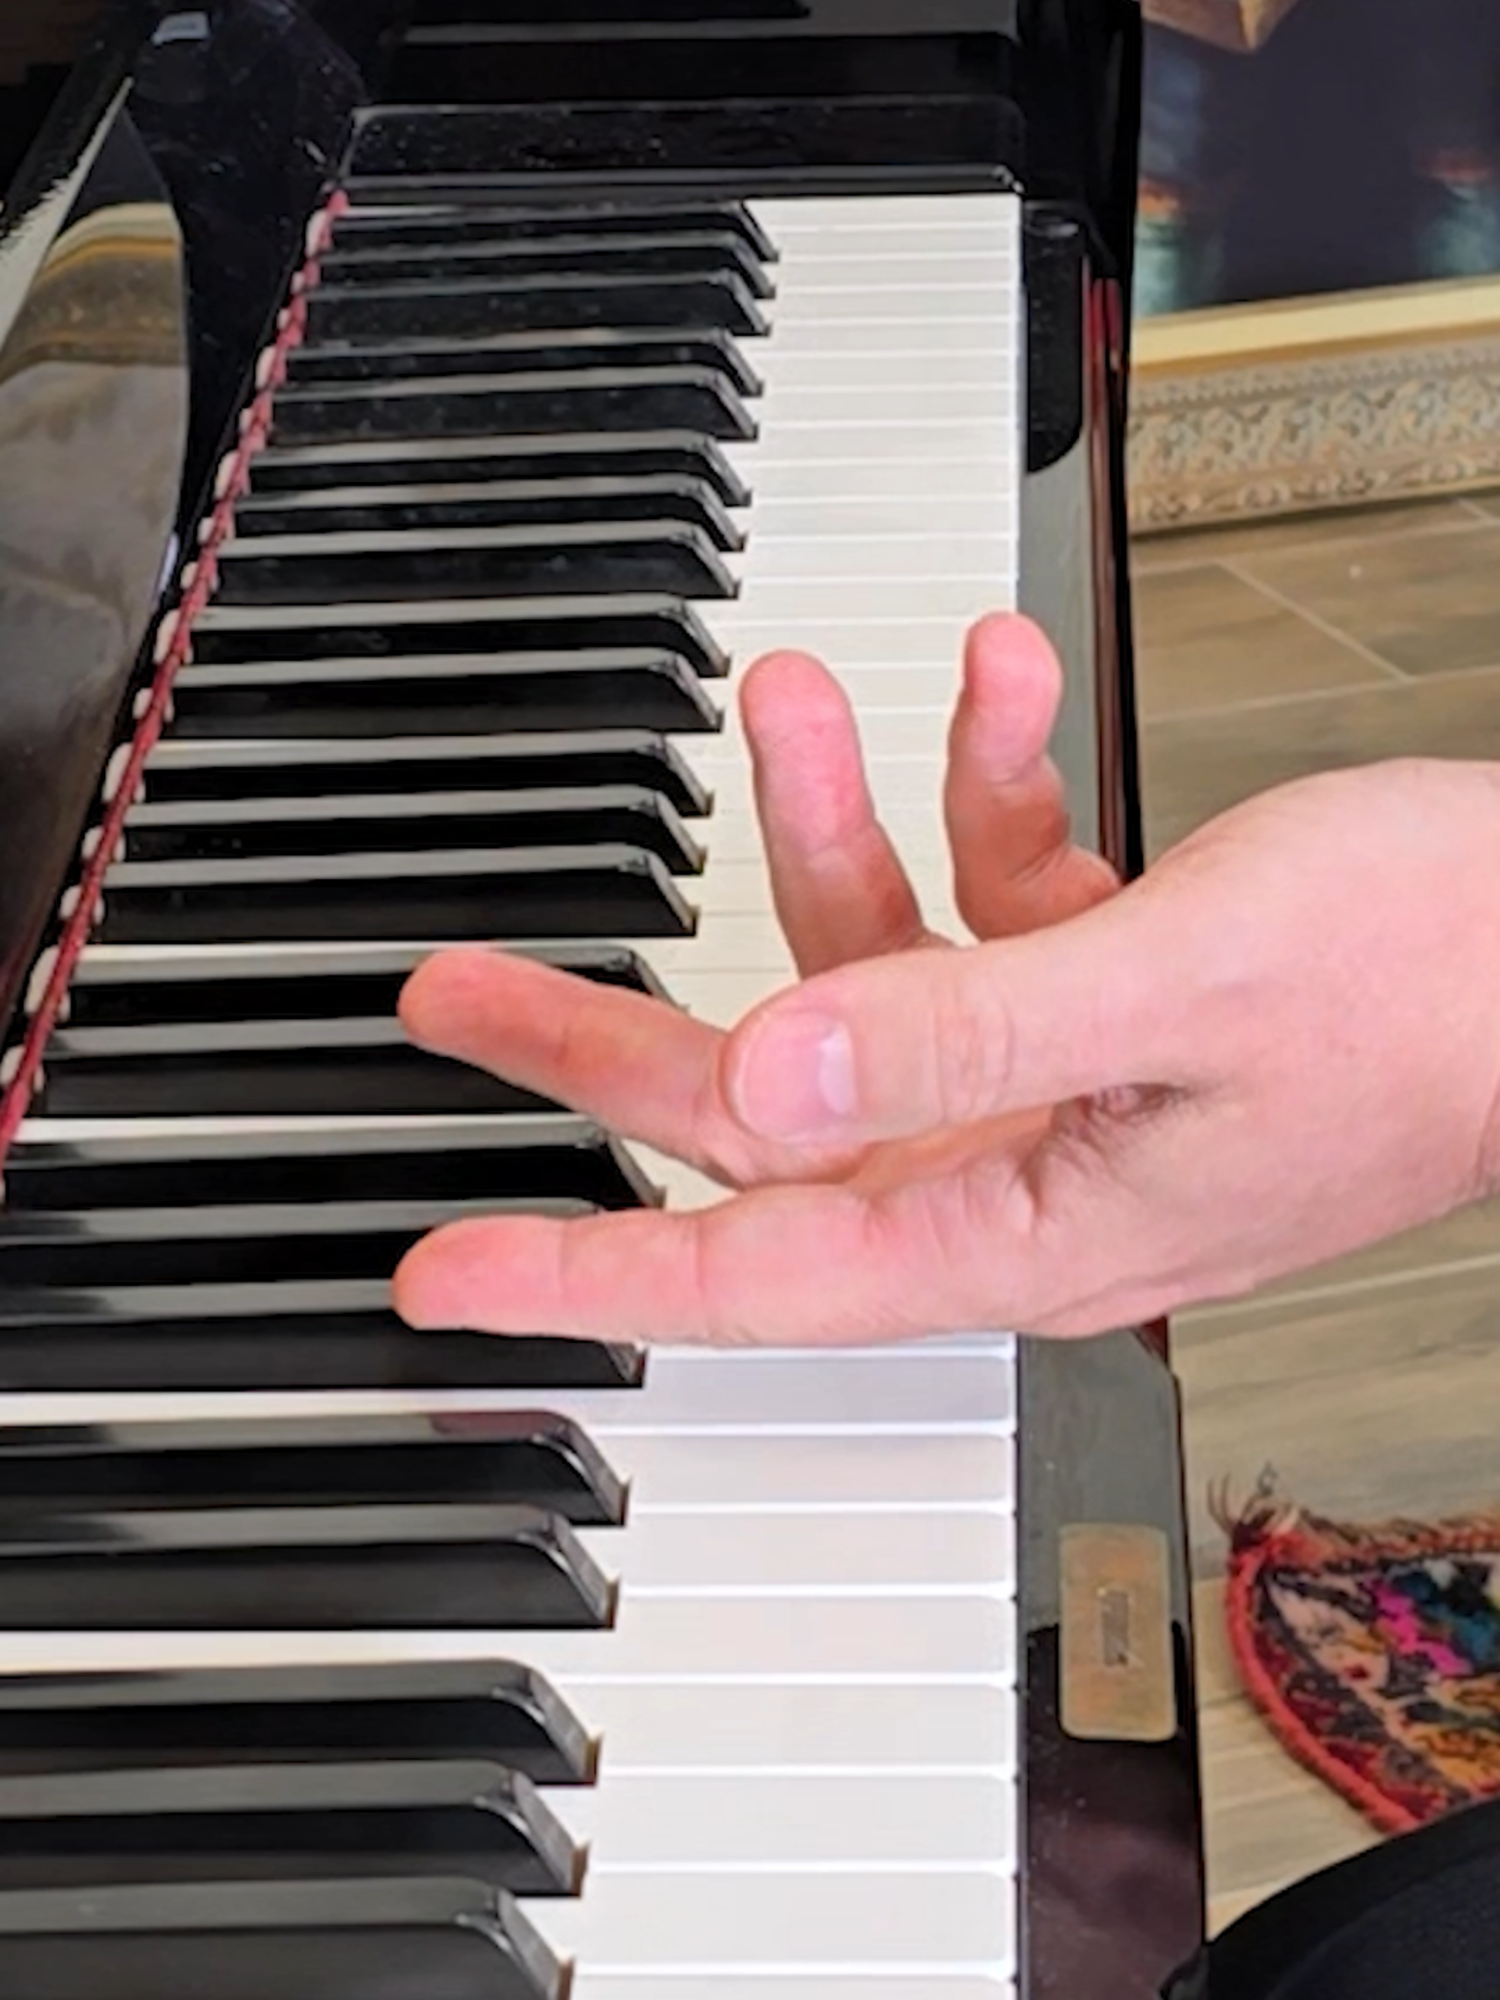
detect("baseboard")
[1127,278,1500,533]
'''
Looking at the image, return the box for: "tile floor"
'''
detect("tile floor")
[1130,493,1500,1932]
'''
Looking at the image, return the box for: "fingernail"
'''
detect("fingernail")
[732,1011,858,1139]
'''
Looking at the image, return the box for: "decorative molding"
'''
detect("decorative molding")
[1127,283,1500,532]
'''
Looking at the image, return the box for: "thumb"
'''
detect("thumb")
[721,887,1191,1144]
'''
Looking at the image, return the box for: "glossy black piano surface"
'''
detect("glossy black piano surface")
[0,5,1202,1997]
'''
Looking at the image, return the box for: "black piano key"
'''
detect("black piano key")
[3,1114,658,1212]
[247,430,751,506]
[142,732,711,815]
[189,593,729,675]
[290,328,762,399]
[0,1761,581,1897]
[36,1019,557,1121]
[253,430,756,504]
[0,1412,624,1523]
[169,650,722,737]
[212,521,738,604]
[232,474,743,553]
[0,1305,640,1394]
[37,942,671,1122]
[123,786,705,875]
[269,366,756,449]
[0,1880,564,2000]
[321,229,773,298]
[0,1660,594,1783]
[306,267,768,341]
[0,1504,614,1631]
[0,1197,596,1295]
[331,198,776,262]
[93,842,698,947]
[62,943,668,1029]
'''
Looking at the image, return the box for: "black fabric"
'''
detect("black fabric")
[1167,1796,1500,1999]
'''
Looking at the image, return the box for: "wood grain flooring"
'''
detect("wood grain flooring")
[1131,491,1500,1936]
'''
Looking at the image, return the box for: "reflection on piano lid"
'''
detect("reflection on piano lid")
[0,4,1203,1998]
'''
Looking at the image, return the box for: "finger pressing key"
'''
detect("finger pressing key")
[945,613,1118,938]
[399,947,867,1190]
[741,649,938,974]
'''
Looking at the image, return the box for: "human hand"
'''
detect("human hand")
[393,618,1500,1345]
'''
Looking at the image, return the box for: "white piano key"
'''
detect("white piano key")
[723,535,1011,585]
[0,1590,1013,1679]
[189,1351,1015,1437]
[752,192,1017,228]
[573,1681,1018,1772]
[574,1983,1012,2000]
[603,1431,1016,1511]
[554,1772,1015,1867]
[570,1513,1011,1591]
[513,1594,1015,1683]
[736,347,1011,390]
[765,223,1019,257]
[730,496,1011,540]
[725,418,1015,469]
[723,453,1009,502]
[736,384,1014,428]
[532,1870,1014,1975]
[763,281,1016,323]
[711,616,1002,665]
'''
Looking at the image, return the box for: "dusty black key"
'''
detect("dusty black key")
[0,1411,623,1523]
[0,1504,614,1631]
[37,943,672,1121]
[321,229,773,297]
[248,430,750,506]
[0,1196,598,1297]
[0,1302,640,1394]
[291,328,761,398]
[36,1018,561,1121]
[2,1114,657,1212]
[123,786,705,874]
[169,650,722,737]
[332,198,776,262]
[94,842,697,946]
[143,732,710,815]
[0,1880,563,2000]
[0,1762,581,1897]
[190,593,728,675]
[213,521,737,604]
[232,473,742,552]
[307,267,768,342]
[0,1659,594,1783]
[270,366,755,451]
[63,942,668,1030]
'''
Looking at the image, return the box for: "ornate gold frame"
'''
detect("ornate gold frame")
[1127,278,1500,532]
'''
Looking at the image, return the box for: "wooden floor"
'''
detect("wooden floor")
[1131,494,1500,1935]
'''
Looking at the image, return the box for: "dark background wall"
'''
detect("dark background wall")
[1138,0,1500,315]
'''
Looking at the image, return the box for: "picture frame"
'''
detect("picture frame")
[1128,0,1500,531]
[1128,276,1500,532]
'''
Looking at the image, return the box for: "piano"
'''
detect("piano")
[0,4,1206,1996]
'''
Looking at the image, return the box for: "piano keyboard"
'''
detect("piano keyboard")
[0,185,1026,1993]
[0,5,1205,1993]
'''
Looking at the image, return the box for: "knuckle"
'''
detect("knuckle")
[928,964,1014,1123]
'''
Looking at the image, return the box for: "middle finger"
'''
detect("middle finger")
[740,648,938,975]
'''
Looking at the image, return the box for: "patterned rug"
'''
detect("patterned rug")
[1221,1481,1500,1833]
